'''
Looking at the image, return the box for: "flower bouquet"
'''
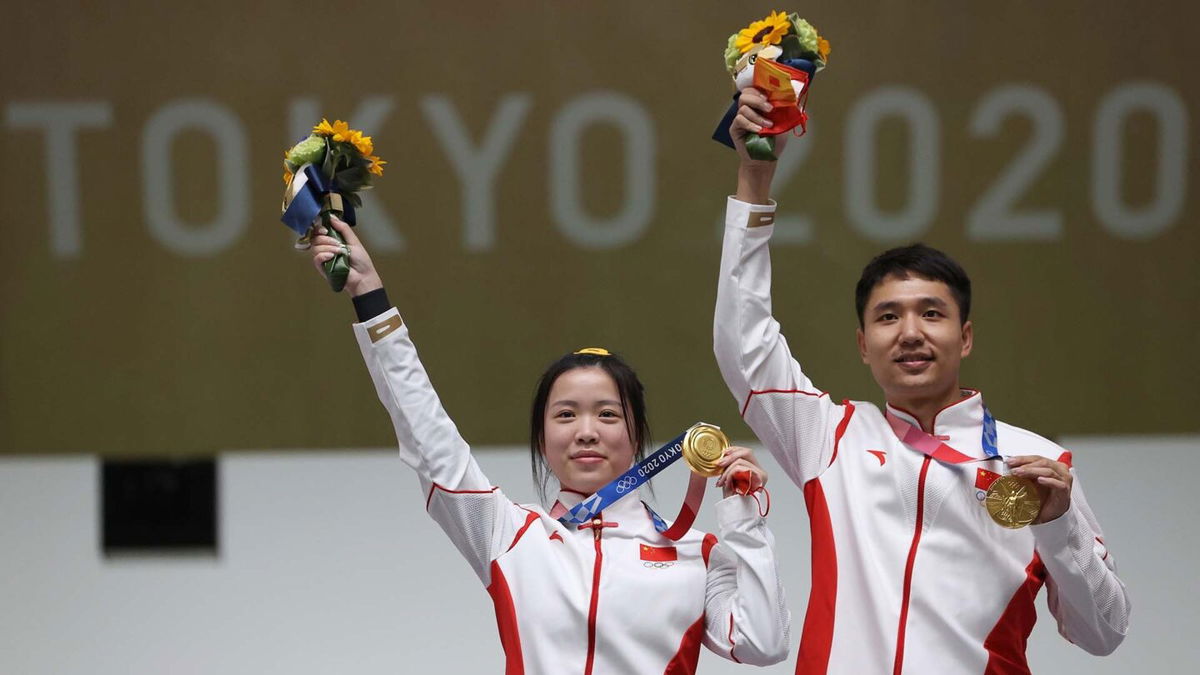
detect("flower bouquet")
[712,11,830,161]
[281,119,386,292]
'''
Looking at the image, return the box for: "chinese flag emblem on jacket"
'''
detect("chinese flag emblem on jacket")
[640,544,677,562]
[975,468,1001,491]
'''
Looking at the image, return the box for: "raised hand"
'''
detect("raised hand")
[308,216,383,297]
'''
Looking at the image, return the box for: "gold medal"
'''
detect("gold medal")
[985,475,1042,529]
[682,423,729,477]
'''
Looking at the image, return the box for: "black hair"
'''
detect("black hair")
[854,243,972,327]
[529,350,651,502]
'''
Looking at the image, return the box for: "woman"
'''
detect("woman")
[308,217,790,674]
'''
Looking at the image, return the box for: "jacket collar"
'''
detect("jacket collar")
[550,486,648,527]
[886,389,992,459]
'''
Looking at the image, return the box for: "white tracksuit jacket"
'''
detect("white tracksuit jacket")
[353,307,791,674]
[714,198,1130,674]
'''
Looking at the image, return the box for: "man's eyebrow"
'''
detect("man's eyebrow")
[870,296,949,313]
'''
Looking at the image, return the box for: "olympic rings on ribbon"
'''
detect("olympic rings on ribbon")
[614,476,639,493]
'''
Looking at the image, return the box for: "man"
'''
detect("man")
[713,86,1129,673]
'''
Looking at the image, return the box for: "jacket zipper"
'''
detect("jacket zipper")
[583,517,604,675]
[893,455,932,675]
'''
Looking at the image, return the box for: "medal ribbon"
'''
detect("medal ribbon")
[884,402,1000,464]
[556,428,712,541]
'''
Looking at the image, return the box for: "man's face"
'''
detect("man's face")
[857,274,973,410]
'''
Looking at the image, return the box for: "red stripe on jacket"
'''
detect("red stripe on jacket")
[487,562,524,675]
[983,555,1048,674]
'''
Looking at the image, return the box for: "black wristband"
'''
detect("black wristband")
[352,287,391,323]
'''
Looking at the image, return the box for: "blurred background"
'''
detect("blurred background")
[1,1,1195,672]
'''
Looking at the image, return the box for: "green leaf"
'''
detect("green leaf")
[779,35,804,61]
[334,166,370,192]
[321,138,336,179]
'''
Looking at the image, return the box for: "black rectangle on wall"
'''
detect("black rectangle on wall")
[102,459,217,553]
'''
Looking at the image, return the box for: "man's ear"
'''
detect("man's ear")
[961,320,973,358]
[857,326,868,364]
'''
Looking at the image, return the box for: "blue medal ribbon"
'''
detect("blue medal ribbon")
[559,431,688,528]
[981,403,1000,459]
[281,164,357,236]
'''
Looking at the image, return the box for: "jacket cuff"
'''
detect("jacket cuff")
[1031,502,1077,554]
[725,196,778,231]
[715,492,765,527]
[353,306,405,349]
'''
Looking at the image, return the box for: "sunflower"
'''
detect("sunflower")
[367,155,387,177]
[313,118,357,142]
[735,11,791,54]
[348,131,374,157]
[818,36,831,63]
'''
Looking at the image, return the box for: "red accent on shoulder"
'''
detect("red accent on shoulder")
[796,479,837,674]
[504,510,541,553]
[1057,450,1073,468]
[663,615,705,675]
[425,483,499,510]
[740,388,828,418]
[727,615,743,664]
[893,457,932,675]
[983,554,1047,674]
[701,533,719,567]
[549,532,563,542]
[486,562,525,674]
[829,400,857,466]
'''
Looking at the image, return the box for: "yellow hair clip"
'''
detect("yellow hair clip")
[574,347,611,356]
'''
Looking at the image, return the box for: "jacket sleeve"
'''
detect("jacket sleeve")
[714,196,848,486]
[700,494,791,666]
[353,308,530,586]
[1032,471,1130,655]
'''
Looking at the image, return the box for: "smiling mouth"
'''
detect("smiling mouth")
[894,354,934,370]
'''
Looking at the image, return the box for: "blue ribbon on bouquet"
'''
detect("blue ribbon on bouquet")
[281,164,357,236]
[558,431,689,530]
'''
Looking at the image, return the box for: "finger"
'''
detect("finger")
[312,235,347,248]
[719,446,752,466]
[1011,466,1061,480]
[737,104,773,129]
[310,244,348,257]
[716,459,742,486]
[731,116,765,137]
[720,459,760,484]
[328,216,360,246]
[1005,455,1045,468]
[738,88,773,113]
[311,254,332,275]
[1036,476,1070,491]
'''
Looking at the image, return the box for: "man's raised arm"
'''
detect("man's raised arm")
[713,87,848,488]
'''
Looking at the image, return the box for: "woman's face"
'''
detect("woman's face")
[542,366,637,495]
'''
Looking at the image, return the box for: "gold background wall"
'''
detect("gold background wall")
[2,1,1196,456]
